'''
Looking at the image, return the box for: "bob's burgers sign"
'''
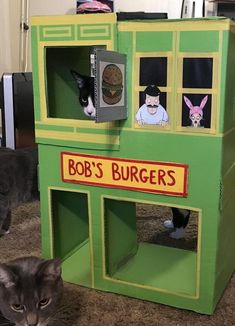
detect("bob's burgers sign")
[61,152,188,197]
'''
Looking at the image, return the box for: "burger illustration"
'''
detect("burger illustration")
[102,64,123,105]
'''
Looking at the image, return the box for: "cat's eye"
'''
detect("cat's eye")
[38,298,51,308]
[81,98,88,104]
[11,304,25,312]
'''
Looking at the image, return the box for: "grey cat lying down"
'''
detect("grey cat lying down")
[0,256,63,326]
[0,147,38,235]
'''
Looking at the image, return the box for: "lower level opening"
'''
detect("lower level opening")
[51,189,91,287]
[104,198,199,297]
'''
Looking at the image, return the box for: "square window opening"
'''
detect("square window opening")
[46,46,105,121]
[183,58,213,89]
[139,57,167,86]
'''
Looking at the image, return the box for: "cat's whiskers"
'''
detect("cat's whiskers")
[34,303,69,326]
[46,316,66,326]
[45,306,72,326]
[0,321,15,326]
[46,302,71,317]
[44,314,67,326]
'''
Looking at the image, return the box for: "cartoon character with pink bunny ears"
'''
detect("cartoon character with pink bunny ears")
[184,95,208,128]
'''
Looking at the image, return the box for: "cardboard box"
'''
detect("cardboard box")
[31,14,235,314]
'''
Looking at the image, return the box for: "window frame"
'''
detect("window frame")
[134,52,173,131]
[176,52,219,134]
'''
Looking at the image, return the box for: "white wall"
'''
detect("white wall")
[28,0,76,71]
[29,0,76,16]
[0,0,76,76]
[0,0,21,76]
[114,0,183,19]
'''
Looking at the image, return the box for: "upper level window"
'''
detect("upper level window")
[135,55,170,128]
[46,46,127,123]
[134,47,218,134]
[180,57,214,131]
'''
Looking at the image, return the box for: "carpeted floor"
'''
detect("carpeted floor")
[0,201,235,325]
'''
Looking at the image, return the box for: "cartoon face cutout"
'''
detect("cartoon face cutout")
[189,111,203,127]
[184,95,208,128]
[136,85,168,126]
[145,94,160,115]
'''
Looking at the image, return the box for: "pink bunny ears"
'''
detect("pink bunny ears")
[184,95,208,115]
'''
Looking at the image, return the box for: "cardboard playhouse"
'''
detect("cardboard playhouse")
[31,13,235,314]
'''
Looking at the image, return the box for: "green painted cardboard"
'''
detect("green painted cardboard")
[31,14,235,314]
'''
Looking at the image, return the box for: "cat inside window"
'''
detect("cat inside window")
[70,70,96,118]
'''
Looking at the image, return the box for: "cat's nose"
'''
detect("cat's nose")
[26,312,38,326]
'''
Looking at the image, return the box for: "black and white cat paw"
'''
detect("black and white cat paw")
[170,228,185,239]
[163,219,174,229]
[0,229,10,236]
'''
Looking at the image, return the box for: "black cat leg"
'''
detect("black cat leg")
[172,208,190,228]
[163,208,190,239]
[170,208,190,239]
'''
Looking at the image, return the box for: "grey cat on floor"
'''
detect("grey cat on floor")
[0,256,63,326]
[0,147,38,235]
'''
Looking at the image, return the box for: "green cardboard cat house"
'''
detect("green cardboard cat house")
[31,14,235,314]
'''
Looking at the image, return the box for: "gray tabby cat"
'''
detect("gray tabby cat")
[0,147,38,235]
[0,256,63,326]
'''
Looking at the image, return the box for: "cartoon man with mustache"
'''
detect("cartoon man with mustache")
[136,85,168,126]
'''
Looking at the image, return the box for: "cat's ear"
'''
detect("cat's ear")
[0,264,16,288]
[71,70,85,89]
[38,258,62,282]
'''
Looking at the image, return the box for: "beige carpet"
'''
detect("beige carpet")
[0,201,235,325]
